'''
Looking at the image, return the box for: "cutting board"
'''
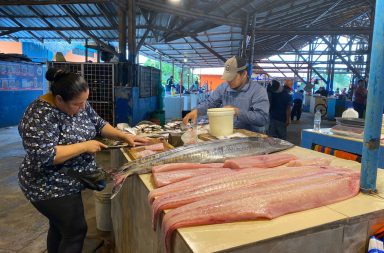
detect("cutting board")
[124,139,173,160]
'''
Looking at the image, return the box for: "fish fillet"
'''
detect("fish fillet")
[152,167,230,187]
[223,153,297,170]
[151,166,355,228]
[162,172,360,252]
[285,157,332,167]
[144,143,165,151]
[136,149,157,158]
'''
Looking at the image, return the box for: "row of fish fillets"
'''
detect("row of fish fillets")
[148,153,360,252]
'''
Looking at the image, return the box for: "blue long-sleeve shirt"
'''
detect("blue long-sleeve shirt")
[196,80,269,133]
[292,91,304,101]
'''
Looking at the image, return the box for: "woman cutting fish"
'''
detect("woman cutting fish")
[18,68,148,253]
[183,56,269,133]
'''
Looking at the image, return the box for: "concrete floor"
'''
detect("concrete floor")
[286,112,335,146]
[0,112,335,253]
[0,126,113,253]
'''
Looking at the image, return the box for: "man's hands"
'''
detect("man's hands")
[183,109,198,125]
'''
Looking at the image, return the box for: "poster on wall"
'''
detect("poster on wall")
[0,61,43,91]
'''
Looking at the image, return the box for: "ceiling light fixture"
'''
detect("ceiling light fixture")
[168,0,181,4]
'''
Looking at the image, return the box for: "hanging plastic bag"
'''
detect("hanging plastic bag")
[181,126,198,145]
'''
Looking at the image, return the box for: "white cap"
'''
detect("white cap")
[221,56,247,82]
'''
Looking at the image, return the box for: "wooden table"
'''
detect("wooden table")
[112,144,384,253]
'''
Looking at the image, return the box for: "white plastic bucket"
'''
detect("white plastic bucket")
[207,108,235,137]
[93,182,113,231]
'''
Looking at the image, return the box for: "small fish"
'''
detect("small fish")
[111,137,294,198]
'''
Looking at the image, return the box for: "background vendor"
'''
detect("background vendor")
[183,56,269,133]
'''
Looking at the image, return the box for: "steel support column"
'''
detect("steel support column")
[127,0,136,64]
[240,13,249,58]
[327,35,337,92]
[172,61,175,78]
[307,42,313,84]
[118,7,127,61]
[248,15,256,78]
[85,39,88,62]
[365,7,375,78]
[361,0,384,192]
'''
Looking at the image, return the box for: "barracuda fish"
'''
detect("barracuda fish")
[111,137,294,197]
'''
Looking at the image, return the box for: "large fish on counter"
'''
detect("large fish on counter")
[111,137,294,197]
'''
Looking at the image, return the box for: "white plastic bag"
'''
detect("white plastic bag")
[368,236,384,253]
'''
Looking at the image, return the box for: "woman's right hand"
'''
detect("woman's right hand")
[83,140,108,153]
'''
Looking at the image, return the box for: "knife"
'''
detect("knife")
[105,144,131,150]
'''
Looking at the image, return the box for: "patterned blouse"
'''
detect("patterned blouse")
[18,93,106,202]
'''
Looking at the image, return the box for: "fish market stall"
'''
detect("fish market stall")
[111,142,384,253]
[301,128,384,167]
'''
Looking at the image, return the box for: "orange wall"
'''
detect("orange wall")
[0,41,97,62]
[0,42,22,54]
[200,74,224,91]
[63,51,98,62]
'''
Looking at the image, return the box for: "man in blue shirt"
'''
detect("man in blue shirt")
[183,56,269,133]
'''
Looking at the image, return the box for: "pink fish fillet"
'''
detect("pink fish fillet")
[151,166,357,229]
[148,169,235,203]
[145,143,165,151]
[285,157,332,167]
[148,165,352,204]
[152,162,224,173]
[162,172,360,252]
[153,167,232,187]
[223,153,297,170]
[136,149,157,158]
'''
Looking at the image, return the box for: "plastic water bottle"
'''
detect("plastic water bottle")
[314,110,321,131]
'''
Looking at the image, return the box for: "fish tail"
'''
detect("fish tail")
[110,170,134,199]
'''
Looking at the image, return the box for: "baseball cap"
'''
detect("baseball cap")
[221,56,247,82]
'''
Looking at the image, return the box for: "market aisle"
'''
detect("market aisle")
[286,112,335,146]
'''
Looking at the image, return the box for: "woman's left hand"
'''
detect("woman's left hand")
[120,133,150,146]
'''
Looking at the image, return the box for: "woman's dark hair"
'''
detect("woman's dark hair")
[235,56,248,75]
[46,68,89,102]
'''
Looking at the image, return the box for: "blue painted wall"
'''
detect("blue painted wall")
[0,90,43,127]
[115,87,158,126]
[0,61,44,128]
[22,42,54,63]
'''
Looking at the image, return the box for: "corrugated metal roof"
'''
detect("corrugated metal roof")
[0,0,373,69]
